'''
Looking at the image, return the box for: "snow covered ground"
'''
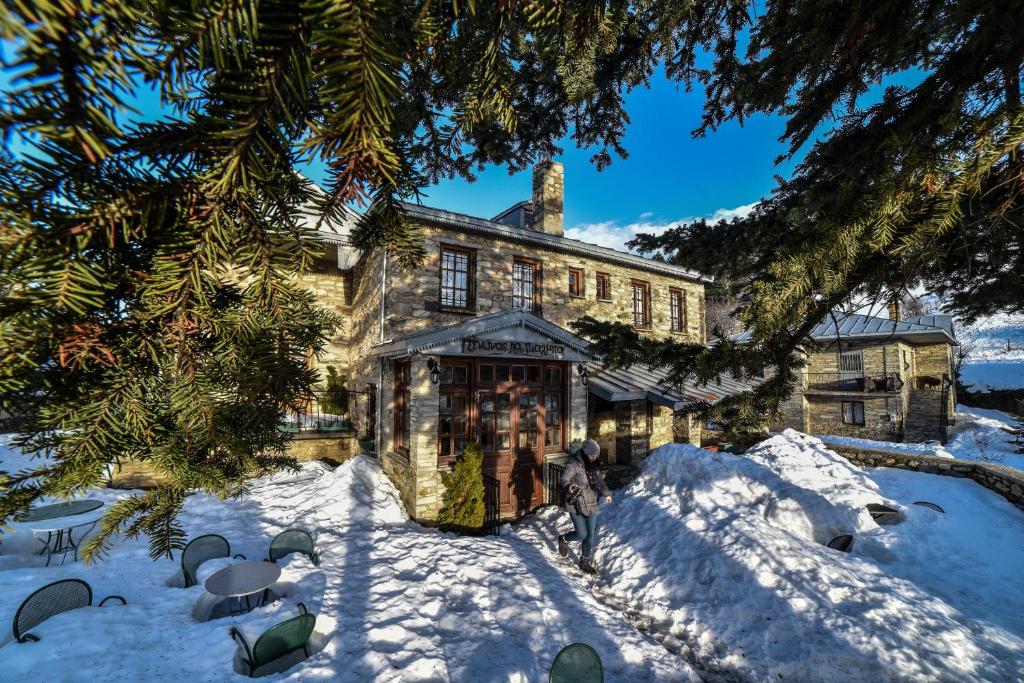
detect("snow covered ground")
[517,431,1024,681]
[958,313,1024,390]
[819,404,1024,471]
[0,435,694,682]
[3,431,1024,682]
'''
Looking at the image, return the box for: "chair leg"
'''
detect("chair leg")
[303,643,310,657]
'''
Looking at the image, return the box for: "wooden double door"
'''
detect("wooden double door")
[439,359,565,515]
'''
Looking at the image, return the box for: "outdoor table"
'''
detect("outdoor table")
[20,500,104,567]
[204,561,282,616]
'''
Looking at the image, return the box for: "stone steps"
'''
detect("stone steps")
[903,389,946,442]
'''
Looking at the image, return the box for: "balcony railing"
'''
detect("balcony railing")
[281,389,371,434]
[804,373,903,393]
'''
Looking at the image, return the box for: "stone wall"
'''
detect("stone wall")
[384,224,706,346]
[830,444,1024,509]
[107,432,355,489]
[588,396,618,460]
[785,338,957,443]
[672,412,702,444]
[806,396,903,441]
[299,261,353,375]
[651,405,674,450]
[108,459,170,489]
[287,432,356,465]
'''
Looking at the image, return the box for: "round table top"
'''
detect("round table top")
[205,561,282,598]
[19,500,103,523]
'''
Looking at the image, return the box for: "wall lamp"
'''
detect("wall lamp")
[427,358,441,385]
[577,362,589,386]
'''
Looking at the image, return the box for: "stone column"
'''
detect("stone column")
[410,355,441,522]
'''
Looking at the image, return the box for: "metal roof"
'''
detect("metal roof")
[733,312,957,345]
[808,313,956,344]
[400,201,712,284]
[589,361,754,410]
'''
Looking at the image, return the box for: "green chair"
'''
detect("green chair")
[231,603,316,677]
[268,529,320,566]
[181,534,246,588]
[550,642,604,683]
[13,578,126,643]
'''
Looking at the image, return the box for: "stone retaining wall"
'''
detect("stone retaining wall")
[287,432,357,465]
[830,444,1024,509]
[107,432,356,489]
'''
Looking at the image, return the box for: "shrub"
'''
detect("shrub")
[320,366,349,416]
[438,441,486,534]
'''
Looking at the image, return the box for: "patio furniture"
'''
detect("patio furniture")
[268,529,320,566]
[12,578,126,643]
[230,603,316,677]
[866,503,901,525]
[549,642,604,683]
[182,534,246,588]
[827,534,854,552]
[20,500,104,567]
[205,561,281,616]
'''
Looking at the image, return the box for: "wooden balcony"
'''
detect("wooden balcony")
[804,372,904,395]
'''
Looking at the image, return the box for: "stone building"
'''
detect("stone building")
[302,160,727,523]
[774,308,958,444]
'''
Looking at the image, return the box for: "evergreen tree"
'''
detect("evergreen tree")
[2,1,1021,558]
[438,442,486,534]
[577,1,1024,426]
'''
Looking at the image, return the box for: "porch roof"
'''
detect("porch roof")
[371,309,596,359]
[588,362,754,410]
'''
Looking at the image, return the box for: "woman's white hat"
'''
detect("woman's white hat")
[581,439,600,457]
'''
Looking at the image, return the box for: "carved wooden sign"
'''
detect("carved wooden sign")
[461,337,565,358]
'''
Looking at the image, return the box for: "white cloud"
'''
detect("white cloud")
[565,201,758,252]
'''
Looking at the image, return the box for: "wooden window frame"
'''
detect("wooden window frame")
[439,244,475,312]
[438,358,568,465]
[394,361,412,453]
[669,288,686,333]
[567,267,585,298]
[595,272,612,301]
[512,258,542,314]
[631,280,652,329]
[842,401,866,426]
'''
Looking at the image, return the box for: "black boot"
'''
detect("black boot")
[557,534,568,557]
[579,557,597,575]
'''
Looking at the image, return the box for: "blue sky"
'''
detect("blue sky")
[305,70,801,248]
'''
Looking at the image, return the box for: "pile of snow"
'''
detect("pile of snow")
[820,404,1024,471]
[518,431,1024,681]
[0,439,694,681]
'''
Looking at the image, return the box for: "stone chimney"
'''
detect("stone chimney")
[888,298,901,321]
[530,159,564,236]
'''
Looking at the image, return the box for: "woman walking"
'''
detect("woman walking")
[556,439,612,574]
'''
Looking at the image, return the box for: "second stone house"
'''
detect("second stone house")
[774,307,958,444]
[303,161,737,523]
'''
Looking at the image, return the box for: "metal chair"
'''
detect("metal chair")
[267,529,320,566]
[182,534,246,588]
[827,534,854,552]
[549,642,604,683]
[231,603,316,677]
[13,578,126,643]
